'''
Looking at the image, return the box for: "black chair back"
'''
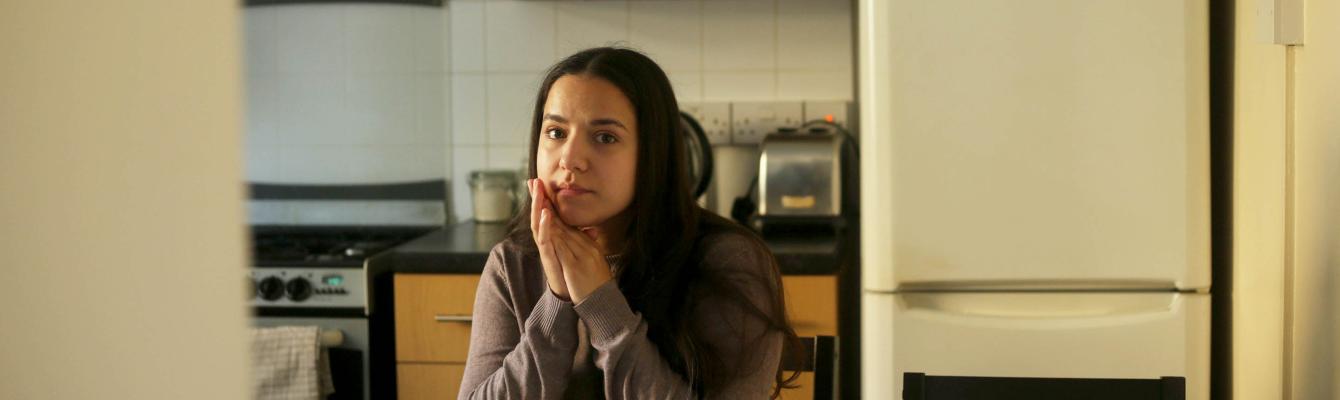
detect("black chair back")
[781,336,839,400]
[903,373,1185,400]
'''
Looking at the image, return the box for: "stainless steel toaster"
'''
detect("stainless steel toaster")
[757,130,846,224]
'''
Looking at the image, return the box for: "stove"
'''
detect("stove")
[249,226,433,308]
[245,180,447,400]
[249,226,433,400]
[252,227,423,266]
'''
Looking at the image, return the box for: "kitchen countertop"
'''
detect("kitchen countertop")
[373,221,845,276]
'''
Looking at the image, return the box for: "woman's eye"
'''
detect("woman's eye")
[595,133,617,144]
[545,128,565,139]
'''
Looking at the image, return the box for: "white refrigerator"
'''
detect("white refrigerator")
[857,0,1211,399]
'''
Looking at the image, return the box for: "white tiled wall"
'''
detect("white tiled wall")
[446,0,852,221]
[243,0,853,222]
[243,4,450,185]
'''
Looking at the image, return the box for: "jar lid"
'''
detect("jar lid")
[470,169,518,181]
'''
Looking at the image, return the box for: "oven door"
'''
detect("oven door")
[254,316,369,400]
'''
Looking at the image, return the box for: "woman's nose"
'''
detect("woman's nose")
[558,135,589,173]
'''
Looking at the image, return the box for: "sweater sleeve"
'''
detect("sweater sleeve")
[458,247,580,400]
[573,248,784,399]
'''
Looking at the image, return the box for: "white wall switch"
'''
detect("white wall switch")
[681,101,732,145]
[732,101,802,145]
[1257,0,1303,45]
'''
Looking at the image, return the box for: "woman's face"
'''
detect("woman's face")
[536,74,638,228]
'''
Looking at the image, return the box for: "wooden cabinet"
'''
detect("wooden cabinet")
[394,274,480,399]
[395,274,479,362]
[393,273,836,399]
[397,364,466,400]
[779,275,839,400]
[782,275,839,337]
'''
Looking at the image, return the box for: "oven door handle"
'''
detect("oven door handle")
[434,314,473,323]
[319,329,345,347]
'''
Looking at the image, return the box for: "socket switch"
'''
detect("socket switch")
[731,101,803,144]
[681,102,732,145]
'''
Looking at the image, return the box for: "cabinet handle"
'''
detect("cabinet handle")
[434,314,473,323]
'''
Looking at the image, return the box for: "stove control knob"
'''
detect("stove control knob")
[286,277,312,302]
[258,277,285,301]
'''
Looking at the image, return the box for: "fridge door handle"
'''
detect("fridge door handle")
[897,292,1187,329]
[893,279,1182,292]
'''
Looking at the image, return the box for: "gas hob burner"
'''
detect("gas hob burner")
[250,225,435,267]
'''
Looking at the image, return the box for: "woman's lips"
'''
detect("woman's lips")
[556,187,593,198]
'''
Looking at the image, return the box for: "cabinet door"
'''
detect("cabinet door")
[782,275,838,336]
[777,275,838,400]
[394,274,481,362]
[398,363,465,400]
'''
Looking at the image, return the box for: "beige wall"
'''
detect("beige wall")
[0,1,250,399]
[1289,0,1340,397]
[1235,0,1340,398]
[1232,0,1289,398]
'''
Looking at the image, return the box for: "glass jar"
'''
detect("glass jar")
[469,170,518,223]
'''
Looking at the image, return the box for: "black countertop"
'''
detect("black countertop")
[373,221,844,276]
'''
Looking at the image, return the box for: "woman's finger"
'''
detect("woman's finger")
[552,228,581,268]
[540,209,570,276]
[559,223,602,258]
[535,206,550,259]
[552,232,590,286]
[528,179,542,236]
[534,193,594,259]
[553,222,612,304]
[544,202,581,236]
[537,208,569,299]
[563,222,601,253]
[541,180,556,208]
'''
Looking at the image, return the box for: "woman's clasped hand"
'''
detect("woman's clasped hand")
[527,178,613,305]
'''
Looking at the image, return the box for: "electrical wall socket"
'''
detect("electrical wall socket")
[803,101,853,130]
[731,101,802,145]
[681,102,732,145]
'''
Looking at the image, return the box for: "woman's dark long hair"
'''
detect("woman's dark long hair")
[504,47,802,398]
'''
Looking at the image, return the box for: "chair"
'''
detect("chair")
[781,335,839,400]
[903,372,1185,400]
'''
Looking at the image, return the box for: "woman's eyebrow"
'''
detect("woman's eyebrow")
[544,113,626,130]
[590,118,627,130]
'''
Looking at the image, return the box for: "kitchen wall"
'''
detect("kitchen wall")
[1233,0,1340,398]
[1288,0,1340,396]
[242,4,450,185]
[446,0,853,221]
[1230,0,1288,397]
[241,0,854,223]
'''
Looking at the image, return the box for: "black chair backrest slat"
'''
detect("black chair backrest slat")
[903,372,1186,400]
[781,336,839,400]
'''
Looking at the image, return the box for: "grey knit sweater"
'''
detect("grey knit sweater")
[457,231,784,399]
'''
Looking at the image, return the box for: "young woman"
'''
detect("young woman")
[458,47,800,400]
